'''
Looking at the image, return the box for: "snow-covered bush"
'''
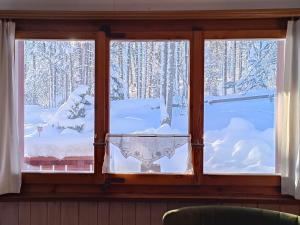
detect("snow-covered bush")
[50,85,93,132]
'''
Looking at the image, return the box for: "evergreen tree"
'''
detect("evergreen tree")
[50,85,93,132]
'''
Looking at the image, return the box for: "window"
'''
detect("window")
[204,39,284,174]
[16,16,287,197]
[18,39,95,173]
[106,40,191,174]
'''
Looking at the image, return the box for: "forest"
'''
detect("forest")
[23,39,278,127]
[24,40,95,108]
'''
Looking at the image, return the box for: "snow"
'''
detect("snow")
[25,91,276,173]
[25,104,94,159]
[49,85,94,132]
[25,131,93,159]
[204,92,275,132]
[203,90,275,174]
[109,98,188,134]
[72,85,90,96]
[25,86,95,160]
[204,118,275,174]
[133,123,181,134]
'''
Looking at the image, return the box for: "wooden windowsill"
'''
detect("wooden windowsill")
[0,184,299,204]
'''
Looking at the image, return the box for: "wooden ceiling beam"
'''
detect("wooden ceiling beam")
[0,8,300,20]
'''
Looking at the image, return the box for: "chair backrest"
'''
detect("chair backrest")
[163,206,300,225]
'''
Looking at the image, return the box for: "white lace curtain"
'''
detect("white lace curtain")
[0,21,21,195]
[103,134,192,174]
[277,20,300,199]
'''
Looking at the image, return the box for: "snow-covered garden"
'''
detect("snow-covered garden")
[23,39,279,174]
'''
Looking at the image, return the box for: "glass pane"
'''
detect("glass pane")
[19,40,95,173]
[108,40,191,174]
[204,39,283,174]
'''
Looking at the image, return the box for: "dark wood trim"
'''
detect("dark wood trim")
[17,41,25,168]
[111,32,193,40]
[1,9,300,20]
[190,30,204,184]
[16,31,96,39]
[22,173,97,184]
[15,31,192,40]
[17,19,286,198]
[104,174,280,187]
[14,19,287,35]
[94,31,108,184]
[106,174,195,185]
[203,175,280,187]
[0,182,292,201]
[204,29,286,39]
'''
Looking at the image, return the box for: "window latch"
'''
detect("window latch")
[102,177,125,191]
[93,142,106,147]
[191,143,204,148]
[99,25,125,38]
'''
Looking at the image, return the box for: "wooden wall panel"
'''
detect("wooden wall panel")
[61,202,79,225]
[123,202,136,225]
[19,202,30,225]
[47,202,61,225]
[109,202,122,225]
[98,202,109,225]
[0,200,299,225]
[0,202,19,225]
[79,202,98,225]
[136,202,151,225]
[150,203,167,225]
[30,202,47,225]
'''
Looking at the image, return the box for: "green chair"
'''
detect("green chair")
[163,206,300,225]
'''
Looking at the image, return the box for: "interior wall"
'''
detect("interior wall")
[0,199,299,225]
[0,8,299,225]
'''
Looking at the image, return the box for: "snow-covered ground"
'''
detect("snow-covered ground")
[24,90,276,174]
[204,91,275,174]
[24,106,94,160]
[110,98,188,134]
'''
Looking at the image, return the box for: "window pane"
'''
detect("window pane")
[204,39,283,174]
[19,40,95,173]
[107,40,191,174]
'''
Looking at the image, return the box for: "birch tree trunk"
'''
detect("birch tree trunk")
[166,42,175,125]
[223,41,228,96]
[232,41,237,93]
[160,42,169,125]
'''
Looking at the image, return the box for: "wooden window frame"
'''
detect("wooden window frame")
[200,29,285,188]
[104,31,198,185]
[19,32,103,185]
[102,29,284,187]
[15,19,286,197]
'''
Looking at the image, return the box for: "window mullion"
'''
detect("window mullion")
[190,30,204,184]
[95,31,109,183]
